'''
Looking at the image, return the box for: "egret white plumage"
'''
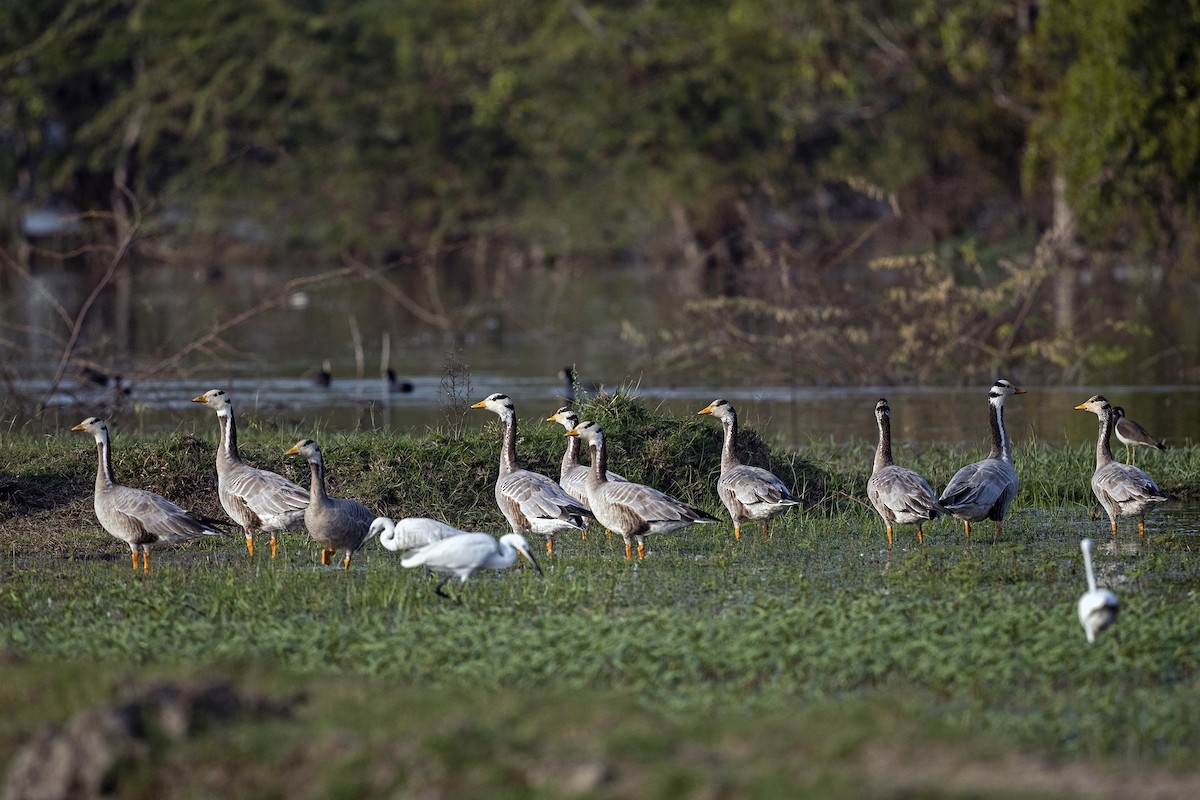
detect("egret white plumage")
[285,439,377,569]
[372,516,470,552]
[72,417,225,571]
[1077,537,1119,644]
[472,393,592,557]
[697,399,800,540]
[938,379,1025,538]
[565,420,718,560]
[866,398,945,548]
[1075,395,1169,538]
[192,388,309,558]
[400,532,543,599]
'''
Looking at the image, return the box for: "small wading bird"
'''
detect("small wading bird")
[472,393,592,556]
[192,389,309,558]
[1113,406,1166,466]
[546,406,629,538]
[371,516,468,552]
[1077,537,1119,644]
[285,439,377,568]
[400,532,542,600]
[866,398,945,548]
[1075,395,1169,538]
[939,379,1025,538]
[566,420,718,560]
[72,417,225,571]
[697,399,800,540]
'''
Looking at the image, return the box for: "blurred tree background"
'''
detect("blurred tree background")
[3,0,1200,384]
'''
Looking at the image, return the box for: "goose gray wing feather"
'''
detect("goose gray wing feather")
[721,465,799,508]
[868,466,942,524]
[938,459,1018,520]
[100,485,224,545]
[1093,464,1168,507]
[498,470,591,525]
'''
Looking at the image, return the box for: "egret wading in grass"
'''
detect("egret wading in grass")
[866,398,945,548]
[400,532,543,600]
[697,399,800,540]
[566,420,718,560]
[1075,395,1169,538]
[472,393,592,557]
[372,516,469,552]
[546,405,629,538]
[938,379,1025,538]
[285,439,377,568]
[1078,537,1119,644]
[72,417,225,572]
[1113,406,1166,466]
[192,389,309,558]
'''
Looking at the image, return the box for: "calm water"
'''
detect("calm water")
[4,259,1199,449]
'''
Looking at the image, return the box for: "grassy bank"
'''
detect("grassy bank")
[2,395,1199,797]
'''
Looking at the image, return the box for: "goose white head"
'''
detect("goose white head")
[989,379,1026,403]
[1074,394,1110,416]
[697,398,737,422]
[546,406,580,430]
[471,393,516,420]
[564,419,604,447]
[1077,537,1119,644]
[191,388,232,417]
[71,416,108,442]
[284,438,322,463]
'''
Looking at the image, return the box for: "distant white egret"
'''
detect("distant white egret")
[1078,537,1119,644]
[372,516,471,552]
[400,532,543,599]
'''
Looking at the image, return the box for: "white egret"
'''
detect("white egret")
[372,516,471,552]
[400,532,543,599]
[1078,537,1119,644]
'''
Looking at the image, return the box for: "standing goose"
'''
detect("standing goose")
[192,389,309,558]
[71,417,224,571]
[285,439,377,569]
[938,379,1026,538]
[546,406,629,537]
[1077,537,1119,644]
[1075,395,1169,538]
[1113,406,1166,466]
[697,399,800,540]
[566,420,718,560]
[866,398,945,548]
[471,393,592,556]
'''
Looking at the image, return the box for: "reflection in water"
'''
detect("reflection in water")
[4,259,1200,448]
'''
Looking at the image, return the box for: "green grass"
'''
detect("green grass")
[2,395,1199,797]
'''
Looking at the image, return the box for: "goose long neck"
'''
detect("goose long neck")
[562,431,580,472]
[217,410,240,462]
[1094,407,1117,469]
[873,414,894,473]
[988,400,1012,462]
[95,432,116,490]
[499,413,519,476]
[590,437,609,483]
[308,458,329,503]
[720,416,741,472]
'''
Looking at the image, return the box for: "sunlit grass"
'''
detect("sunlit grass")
[3,396,1200,796]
